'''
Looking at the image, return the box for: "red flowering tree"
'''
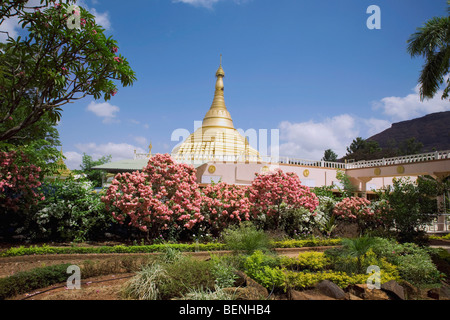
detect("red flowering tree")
[0,150,44,212]
[201,182,253,236]
[333,196,387,234]
[101,154,203,240]
[249,169,319,229]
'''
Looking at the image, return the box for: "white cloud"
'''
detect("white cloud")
[362,118,391,137]
[173,0,250,8]
[372,85,450,122]
[76,0,112,30]
[90,7,111,30]
[173,0,220,8]
[86,101,120,124]
[64,151,84,170]
[1,0,111,43]
[278,114,359,160]
[133,136,148,146]
[0,16,19,43]
[64,142,146,169]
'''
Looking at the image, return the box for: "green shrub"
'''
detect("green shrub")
[209,254,238,288]
[243,250,285,290]
[222,222,271,254]
[396,254,442,285]
[0,242,227,257]
[0,237,342,258]
[346,237,442,285]
[280,251,330,271]
[271,238,341,248]
[121,263,169,300]
[285,270,362,289]
[24,178,113,242]
[0,263,71,300]
[429,233,450,241]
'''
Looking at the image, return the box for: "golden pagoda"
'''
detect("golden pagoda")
[172,58,260,162]
[46,148,72,181]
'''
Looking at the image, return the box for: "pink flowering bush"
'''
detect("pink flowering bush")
[201,182,253,236]
[0,151,44,212]
[249,169,319,230]
[333,197,388,234]
[333,197,373,220]
[101,154,203,240]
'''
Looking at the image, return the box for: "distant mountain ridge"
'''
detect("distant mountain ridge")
[367,111,450,153]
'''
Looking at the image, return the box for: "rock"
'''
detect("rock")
[398,280,419,299]
[364,288,390,300]
[288,289,311,300]
[440,284,450,300]
[233,270,247,287]
[427,288,440,300]
[316,280,346,300]
[345,284,390,300]
[345,284,367,298]
[287,288,336,300]
[345,293,363,300]
[381,280,405,300]
[230,271,268,299]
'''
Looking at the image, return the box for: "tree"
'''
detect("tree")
[344,137,381,161]
[0,112,63,177]
[397,137,423,156]
[377,177,435,243]
[77,153,112,188]
[101,154,203,241]
[0,1,136,141]
[322,149,338,162]
[407,1,450,101]
[335,169,357,198]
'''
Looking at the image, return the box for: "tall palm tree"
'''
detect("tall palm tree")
[407,1,450,101]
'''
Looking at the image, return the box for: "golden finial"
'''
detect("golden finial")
[148,141,153,155]
[216,55,225,78]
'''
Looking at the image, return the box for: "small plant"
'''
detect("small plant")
[222,221,270,255]
[209,255,238,289]
[179,286,236,300]
[121,263,169,300]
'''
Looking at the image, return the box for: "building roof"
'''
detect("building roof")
[92,158,207,172]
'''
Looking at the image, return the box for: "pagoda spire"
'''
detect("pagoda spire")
[202,56,234,129]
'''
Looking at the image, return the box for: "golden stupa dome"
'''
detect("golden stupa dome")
[172,58,260,162]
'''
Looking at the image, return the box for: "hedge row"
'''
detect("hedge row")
[0,239,342,257]
[0,263,72,300]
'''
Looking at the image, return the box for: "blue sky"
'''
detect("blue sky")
[16,0,450,168]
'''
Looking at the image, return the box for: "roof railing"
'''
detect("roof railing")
[133,149,450,170]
